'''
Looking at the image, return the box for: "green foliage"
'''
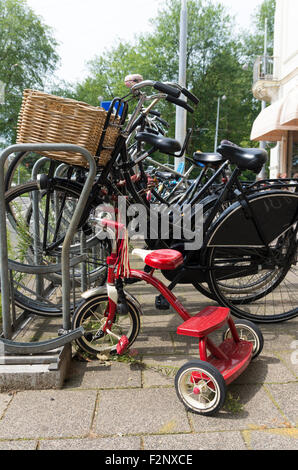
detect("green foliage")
[0,0,59,145]
[0,0,276,162]
[71,0,276,159]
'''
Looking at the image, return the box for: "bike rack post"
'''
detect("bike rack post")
[31,157,51,298]
[0,144,96,350]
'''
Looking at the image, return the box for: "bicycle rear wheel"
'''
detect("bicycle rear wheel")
[207,228,298,322]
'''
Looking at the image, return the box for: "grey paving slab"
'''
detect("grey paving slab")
[190,384,286,433]
[0,440,37,450]
[65,360,142,390]
[0,390,97,439]
[134,331,175,356]
[276,350,298,378]
[140,313,181,332]
[96,388,191,436]
[38,436,141,450]
[260,321,298,353]
[143,431,247,450]
[248,429,298,450]
[233,353,297,385]
[142,355,197,387]
[265,383,298,426]
[0,394,12,417]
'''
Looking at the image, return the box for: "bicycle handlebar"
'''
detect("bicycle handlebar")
[130,79,198,112]
[153,82,180,98]
[166,95,194,114]
[181,87,199,105]
[164,82,199,105]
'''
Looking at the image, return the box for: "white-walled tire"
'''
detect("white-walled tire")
[175,360,226,415]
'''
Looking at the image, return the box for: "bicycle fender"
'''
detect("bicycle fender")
[206,191,298,247]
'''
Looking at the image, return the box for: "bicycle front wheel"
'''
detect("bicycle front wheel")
[5,180,109,315]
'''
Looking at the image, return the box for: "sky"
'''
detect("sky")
[26,0,264,83]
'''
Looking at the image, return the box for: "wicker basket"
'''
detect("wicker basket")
[16,89,121,167]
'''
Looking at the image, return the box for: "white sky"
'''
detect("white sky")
[26,0,264,83]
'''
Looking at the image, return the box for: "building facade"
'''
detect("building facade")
[251,0,298,178]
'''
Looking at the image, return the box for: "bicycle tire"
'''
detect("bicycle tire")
[5,181,109,315]
[207,228,298,323]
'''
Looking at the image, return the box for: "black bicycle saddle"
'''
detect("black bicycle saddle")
[217,141,267,174]
[135,132,181,154]
[193,151,227,166]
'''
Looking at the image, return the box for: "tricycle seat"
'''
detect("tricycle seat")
[132,248,184,270]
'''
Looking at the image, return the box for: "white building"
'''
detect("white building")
[250,0,298,178]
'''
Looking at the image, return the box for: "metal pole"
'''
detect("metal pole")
[214,97,220,152]
[257,18,268,180]
[31,157,50,298]
[175,0,188,171]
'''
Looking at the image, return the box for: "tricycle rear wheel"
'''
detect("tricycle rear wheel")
[222,319,264,359]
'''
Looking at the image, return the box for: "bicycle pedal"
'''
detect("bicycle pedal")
[116,335,129,355]
[155,295,170,310]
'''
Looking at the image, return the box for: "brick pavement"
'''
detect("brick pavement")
[0,260,297,451]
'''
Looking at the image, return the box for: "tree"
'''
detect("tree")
[0,0,59,146]
[74,0,241,152]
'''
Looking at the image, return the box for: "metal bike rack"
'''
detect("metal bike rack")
[0,143,96,357]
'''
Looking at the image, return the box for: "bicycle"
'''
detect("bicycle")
[5,80,197,316]
[7,81,298,323]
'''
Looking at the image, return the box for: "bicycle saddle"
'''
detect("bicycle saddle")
[193,152,227,166]
[135,132,181,154]
[217,141,268,174]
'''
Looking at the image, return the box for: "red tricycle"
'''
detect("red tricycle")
[72,219,263,416]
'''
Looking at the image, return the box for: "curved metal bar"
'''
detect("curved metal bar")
[0,143,96,344]
[8,254,88,274]
[0,326,84,355]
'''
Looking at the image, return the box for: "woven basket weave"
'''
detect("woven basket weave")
[16,89,121,167]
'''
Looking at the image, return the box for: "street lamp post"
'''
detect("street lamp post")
[214,95,226,152]
[257,18,268,180]
[175,0,188,171]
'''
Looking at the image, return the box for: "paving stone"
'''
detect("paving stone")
[96,388,190,436]
[276,350,298,378]
[134,331,175,356]
[234,353,296,385]
[142,355,197,387]
[0,440,37,450]
[141,313,181,333]
[265,383,298,426]
[190,384,286,432]
[143,431,247,450]
[38,436,141,450]
[260,323,297,353]
[0,390,97,439]
[65,360,142,390]
[0,394,13,417]
[248,429,298,450]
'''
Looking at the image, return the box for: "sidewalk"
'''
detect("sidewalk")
[0,257,297,451]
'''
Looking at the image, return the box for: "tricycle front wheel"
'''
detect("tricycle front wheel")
[175,360,226,415]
